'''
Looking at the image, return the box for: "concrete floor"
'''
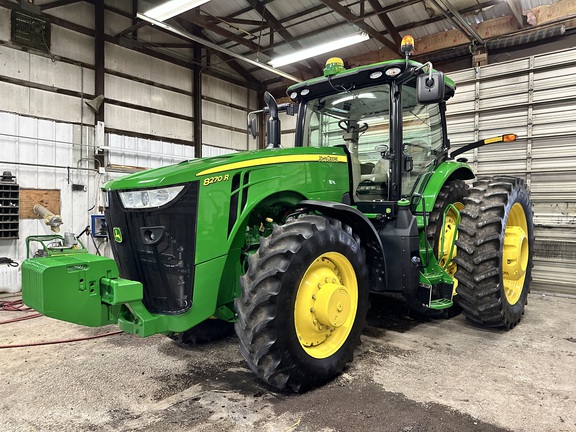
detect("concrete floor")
[1,288,575,432]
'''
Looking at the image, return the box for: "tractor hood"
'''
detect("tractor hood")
[103,147,348,191]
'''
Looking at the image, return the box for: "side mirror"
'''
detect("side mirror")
[404,155,413,172]
[248,116,258,140]
[417,71,445,104]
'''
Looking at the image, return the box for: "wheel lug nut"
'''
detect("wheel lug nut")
[310,307,315,313]
[312,294,316,300]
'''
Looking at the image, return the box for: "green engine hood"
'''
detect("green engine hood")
[103,147,348,191]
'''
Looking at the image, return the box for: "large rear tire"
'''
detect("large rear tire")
[235,215,369,393]
[454,176,534,329]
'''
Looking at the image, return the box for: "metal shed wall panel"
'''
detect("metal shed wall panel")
[446,47,576,295]
[106,133,194,168]
[0,112,104,292]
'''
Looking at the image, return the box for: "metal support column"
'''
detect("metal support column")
[95,0,105,124]
[193,31,202,159]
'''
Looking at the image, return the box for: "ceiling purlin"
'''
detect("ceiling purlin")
[209,16,264,27]
[366,0,402,45]
[234,0,500,63]
[176,12,313,79]
[222,0,422,54]
[179,11,262,51]
[319,0,398,52]
[115,21,148,38]
[245,0,323,74]
[174,15,260,84]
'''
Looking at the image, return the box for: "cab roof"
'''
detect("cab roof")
[287,59,456,102]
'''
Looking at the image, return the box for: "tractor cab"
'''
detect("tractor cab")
[287,50,455,209]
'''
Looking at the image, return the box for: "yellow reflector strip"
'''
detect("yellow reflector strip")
[484,136,504,144]
[485,134,518,145]
[196,154,348,176]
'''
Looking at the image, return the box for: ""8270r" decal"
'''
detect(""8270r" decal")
[203,174,230,186]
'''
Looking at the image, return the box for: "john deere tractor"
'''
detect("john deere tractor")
[22,37,534,393]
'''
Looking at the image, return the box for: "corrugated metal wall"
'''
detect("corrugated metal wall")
[447,47,576,296]
[0,3,258,292]
[0,112,104,292]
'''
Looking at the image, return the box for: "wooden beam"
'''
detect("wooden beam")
[505,0,525,29]
[319,0,398,52]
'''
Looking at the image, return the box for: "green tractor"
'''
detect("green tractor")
[22,39,534,393]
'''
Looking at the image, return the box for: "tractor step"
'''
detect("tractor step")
[429,298,453,310]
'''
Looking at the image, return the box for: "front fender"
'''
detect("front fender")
[297,200,387,292]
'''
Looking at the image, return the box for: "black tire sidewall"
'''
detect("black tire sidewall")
[499,183,534,320]
[273,220,369,387]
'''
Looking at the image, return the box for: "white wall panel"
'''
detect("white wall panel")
[44,1,94,28]
[0,112,108,293]
[106,133,194,168]
[151,87,192,117]
[0,81,30,114]
[150,113,192,141]
[149,56,192,92]
[29,89,94,124]
[103,9,131,37]
[50,26,95,66]
[202,145,236,157]
[0,7,9,41]
[106,74,151,107]
[105,104,151,135]
[106,43,151,80]
[203,127,249,151]
[0,46,30,80]
[202,100,246,131]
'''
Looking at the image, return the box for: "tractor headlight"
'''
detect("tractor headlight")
[119,185,184,209]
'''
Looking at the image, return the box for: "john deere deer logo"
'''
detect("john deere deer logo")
[113,227,123,243]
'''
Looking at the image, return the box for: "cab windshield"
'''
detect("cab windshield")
[301,83,444,200]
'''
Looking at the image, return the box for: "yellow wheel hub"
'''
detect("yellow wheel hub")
[438,202,464,294]
[503,203,529,305]
[294,252,358,359]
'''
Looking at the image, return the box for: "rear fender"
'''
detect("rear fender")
[416,162,474,216]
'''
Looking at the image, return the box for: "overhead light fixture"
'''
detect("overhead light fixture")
[269,32,370,68]
[142,0,211,22]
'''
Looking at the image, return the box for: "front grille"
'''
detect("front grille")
[105,183,198,314]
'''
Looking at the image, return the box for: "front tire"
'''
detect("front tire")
[235,215,369,392]
[454,176,534,329]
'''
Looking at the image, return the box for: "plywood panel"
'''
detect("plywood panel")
[20,189,61,219]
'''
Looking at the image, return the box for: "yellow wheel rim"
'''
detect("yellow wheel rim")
[438,202,464,294]
[503,202,529,305]
[294,252,358,359]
